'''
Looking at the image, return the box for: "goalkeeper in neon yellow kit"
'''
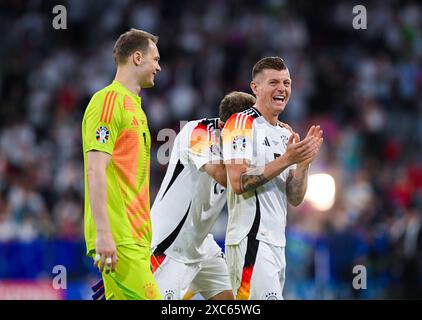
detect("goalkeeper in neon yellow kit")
[82,28,162,300]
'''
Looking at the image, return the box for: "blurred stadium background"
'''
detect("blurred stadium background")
[0,0,421,299]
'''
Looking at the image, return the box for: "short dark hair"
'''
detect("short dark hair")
[113,28,158,66]
[252,57,287,79]
[219,91,256,122]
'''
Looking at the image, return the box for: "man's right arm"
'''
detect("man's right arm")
[226,133,319,194]
[226,157,289,194]
[87,151,117,273]
[188,120,228,187]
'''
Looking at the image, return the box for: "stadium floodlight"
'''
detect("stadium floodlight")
[304,173,335,211]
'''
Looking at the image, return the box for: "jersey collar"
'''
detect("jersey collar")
[250,105,262,117]
[112,80,141,105]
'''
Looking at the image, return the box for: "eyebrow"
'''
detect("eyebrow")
[268,78,291,82]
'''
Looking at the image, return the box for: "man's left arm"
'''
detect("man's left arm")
[286,164,309,207]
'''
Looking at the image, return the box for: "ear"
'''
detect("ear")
[250,81,258,95]
[132,51,143,66]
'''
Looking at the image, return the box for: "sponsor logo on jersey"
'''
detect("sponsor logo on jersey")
[131,116,139,127]
[262,137,271,147]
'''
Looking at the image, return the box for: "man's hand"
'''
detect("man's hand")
[283,132,319,166]
[277,121,323,167]
[297,125,323,168]
[94,231,118,274]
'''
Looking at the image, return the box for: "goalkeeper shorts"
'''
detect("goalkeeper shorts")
[92,243,163,300]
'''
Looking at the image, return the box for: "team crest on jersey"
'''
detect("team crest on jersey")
[281,134,289,148]
[265,292,278,300]
[164,289,175,300]
[232,136,246,151]
[144,283,157,299]
[96,126,110,144]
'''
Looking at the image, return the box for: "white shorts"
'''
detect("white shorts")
[153,252,232,300]
[226,237,286,300]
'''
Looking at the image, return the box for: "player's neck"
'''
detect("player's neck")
[114,69,141,96]
[255,103,279,126]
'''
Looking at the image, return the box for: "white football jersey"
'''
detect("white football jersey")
[222,106,295,247]
[151,118,225,263]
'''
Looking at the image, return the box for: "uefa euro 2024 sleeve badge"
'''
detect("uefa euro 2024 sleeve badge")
[232,135,246,151]
[96,126,110,144]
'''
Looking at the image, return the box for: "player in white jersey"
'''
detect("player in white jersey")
[150,91,257,300]
[221,57,323,300]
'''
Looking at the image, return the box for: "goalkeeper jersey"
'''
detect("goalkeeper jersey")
[82,80,152,253]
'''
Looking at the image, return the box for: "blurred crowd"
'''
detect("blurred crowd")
[0,0,421,299]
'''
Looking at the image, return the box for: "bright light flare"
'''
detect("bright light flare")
[304,173,336,211]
